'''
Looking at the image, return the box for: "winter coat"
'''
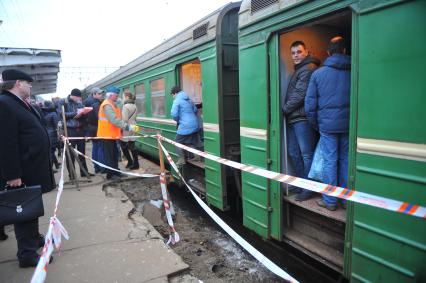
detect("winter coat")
[121,100,138,142]
[0,90,55,193]
[59,96,85,131]
[84,96,102,137]
[283,55,320,124]
[42,104,59,148]
[171,91,199,135]
[305,54,351,133]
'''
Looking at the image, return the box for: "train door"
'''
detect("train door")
[274,11,352,271]
[178,59,206,193]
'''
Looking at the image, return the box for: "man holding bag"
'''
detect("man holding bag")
[0,69,55,267]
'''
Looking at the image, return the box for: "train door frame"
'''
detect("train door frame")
[269,9,354,272]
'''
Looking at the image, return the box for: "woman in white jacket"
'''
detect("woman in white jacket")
[120,92,139,169]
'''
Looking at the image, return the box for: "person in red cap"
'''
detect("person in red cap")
[0,69,55,267]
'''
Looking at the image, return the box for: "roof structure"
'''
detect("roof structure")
[0,47,61,95]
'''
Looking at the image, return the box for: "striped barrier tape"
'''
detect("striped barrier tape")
[159,172,180,245]
[70,143,158,179]
[66,134,155,140]
[158,135,426,219]
[157,137,298,283]
[31,144,70,283]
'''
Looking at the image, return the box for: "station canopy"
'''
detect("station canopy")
[0,47,61,95]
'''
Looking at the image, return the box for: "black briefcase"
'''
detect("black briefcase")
[0,185,44,226]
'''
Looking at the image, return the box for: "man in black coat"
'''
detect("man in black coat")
[282,41,320,201]
[0,69,55,267]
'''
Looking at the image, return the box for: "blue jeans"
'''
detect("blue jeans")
[320,132,349,205]
[287,121,317,194]
[92,140,104,172]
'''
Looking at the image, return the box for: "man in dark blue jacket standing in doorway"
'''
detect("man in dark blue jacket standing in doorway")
[305,36,351,211]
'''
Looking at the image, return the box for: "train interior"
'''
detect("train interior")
[178,59,206,194]
[278,11,352,271]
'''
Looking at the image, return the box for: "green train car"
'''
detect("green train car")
[87,2,242,211]
[86,0,425,281]
[238,0,425,281]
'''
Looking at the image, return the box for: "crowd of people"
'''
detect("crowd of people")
[0,70,140,267]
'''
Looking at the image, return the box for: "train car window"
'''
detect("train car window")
[150,78,165,117]
[135,82,146,116]
[180,60,202,105]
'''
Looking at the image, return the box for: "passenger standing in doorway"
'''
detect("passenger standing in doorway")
[84,87,105,173]
[97,86,138,180]
[305,36,351,211]
[120,91,140,170]
[170,86,200,165]
[283,41,320,201]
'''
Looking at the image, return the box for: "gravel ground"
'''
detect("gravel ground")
[107,177,284,283]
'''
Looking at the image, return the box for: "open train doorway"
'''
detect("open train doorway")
[180,59,203,146]
[278,11,352,271]
[178,59,206,193]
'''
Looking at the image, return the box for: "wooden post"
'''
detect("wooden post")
[157,134,176,217]
[158,135,165,174]
[61,105,79,190]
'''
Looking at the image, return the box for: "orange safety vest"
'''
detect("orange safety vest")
[97,99,122,139]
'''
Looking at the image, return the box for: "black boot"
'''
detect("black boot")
[53,155,61,169]
[0,226,7,241]
[120,142,133,168]
[129,150,139,170]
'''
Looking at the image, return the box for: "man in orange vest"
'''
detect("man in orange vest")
[97,86,138,180]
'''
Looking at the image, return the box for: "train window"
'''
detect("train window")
[135,82,146,116]
[180,60,202,104]
[150,78,165,117]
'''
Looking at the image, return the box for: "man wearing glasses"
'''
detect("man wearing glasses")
[0,69,55,267]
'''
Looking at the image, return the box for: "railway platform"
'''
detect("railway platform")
[0,159,190,283]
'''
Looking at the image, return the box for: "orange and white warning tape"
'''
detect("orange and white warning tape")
[157,137,298,283]
[31,144,70,283]
[70,144,158,178]
[159,172,180,245]
[158,135,426,219]
[66,135,154,140]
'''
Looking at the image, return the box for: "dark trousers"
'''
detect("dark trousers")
[92,140,104,173]
[120,141,139,166]
[103,139,119,179]
[66,128,88,178]
[14,218,39,261]
[66,139,88,178]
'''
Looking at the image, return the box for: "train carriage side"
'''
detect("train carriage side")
[87,2,242,212]
[238,0,425,280]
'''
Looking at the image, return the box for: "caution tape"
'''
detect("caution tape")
[157,137,298,283]
[159,172,180,245]
[31,144,70,283]
[70,143,158,178]
[158,135,426,219]
[66,134,155,140]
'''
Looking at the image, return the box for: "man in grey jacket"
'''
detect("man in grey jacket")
[283,41,320,201]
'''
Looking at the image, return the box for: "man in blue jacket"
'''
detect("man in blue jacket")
[170,86,200,165]
[305,36,351,211]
